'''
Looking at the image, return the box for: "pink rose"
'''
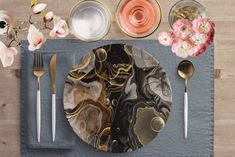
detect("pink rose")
[190,33,209,46]
[173,19,193,40]
[172,39,193,58]
[193,18,215,35]
[27,24,46,51]
[192,18,215,45]
[49,15,69,38]
[189,44,207,57]
[158,31,174,46]
[0,41,18,67]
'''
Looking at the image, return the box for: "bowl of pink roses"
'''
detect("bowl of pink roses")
[158,0,215,59]
[158,18,214,58]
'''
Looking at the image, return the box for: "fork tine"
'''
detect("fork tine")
[33,53,36,68]
[39,53,41,68]
[37,53,40,69]
[39,53,42,68]
[35,53,38,68]
[37,53,40,68]
[41,53,44,68]
[35,53,39,68]
[33,52,44,69]
[40,53,43,68]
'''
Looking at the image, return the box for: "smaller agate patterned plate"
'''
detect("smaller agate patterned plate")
[63,44,172,153]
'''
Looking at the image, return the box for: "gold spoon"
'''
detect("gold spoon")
[177,60,195,139]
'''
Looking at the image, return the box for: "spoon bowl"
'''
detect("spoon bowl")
[177,60,195,80]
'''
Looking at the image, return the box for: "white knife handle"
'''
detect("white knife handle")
[52,94,56,142]
[184,92,188,139]
[37,90,41,142]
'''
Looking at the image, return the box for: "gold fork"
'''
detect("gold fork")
[33,52,44,142]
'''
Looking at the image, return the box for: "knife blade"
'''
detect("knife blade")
[50,54,57,142]
[50,54,57,94]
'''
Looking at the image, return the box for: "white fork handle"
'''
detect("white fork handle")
[184,92,188,139]
[52,94,56,142]
[37,90,41,142]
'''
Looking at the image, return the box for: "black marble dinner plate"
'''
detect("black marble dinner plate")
[63,44,172,153]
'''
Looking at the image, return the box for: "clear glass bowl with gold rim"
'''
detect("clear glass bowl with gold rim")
[69,0,111,42]
[168,0,207,28]
[116,0,162,38]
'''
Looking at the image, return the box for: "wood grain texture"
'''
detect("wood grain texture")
[0,0,234,156]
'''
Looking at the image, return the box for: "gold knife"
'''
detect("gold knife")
[50,54,57,142]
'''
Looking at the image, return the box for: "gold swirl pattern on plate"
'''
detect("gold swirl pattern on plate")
[63,44,172,153]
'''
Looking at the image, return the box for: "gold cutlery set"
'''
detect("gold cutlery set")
[33,53,57,142]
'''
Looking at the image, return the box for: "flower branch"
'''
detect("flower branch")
[27,1,69,51]
[0,0,69,67]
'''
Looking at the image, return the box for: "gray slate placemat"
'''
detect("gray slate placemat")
[21,39,214,157]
